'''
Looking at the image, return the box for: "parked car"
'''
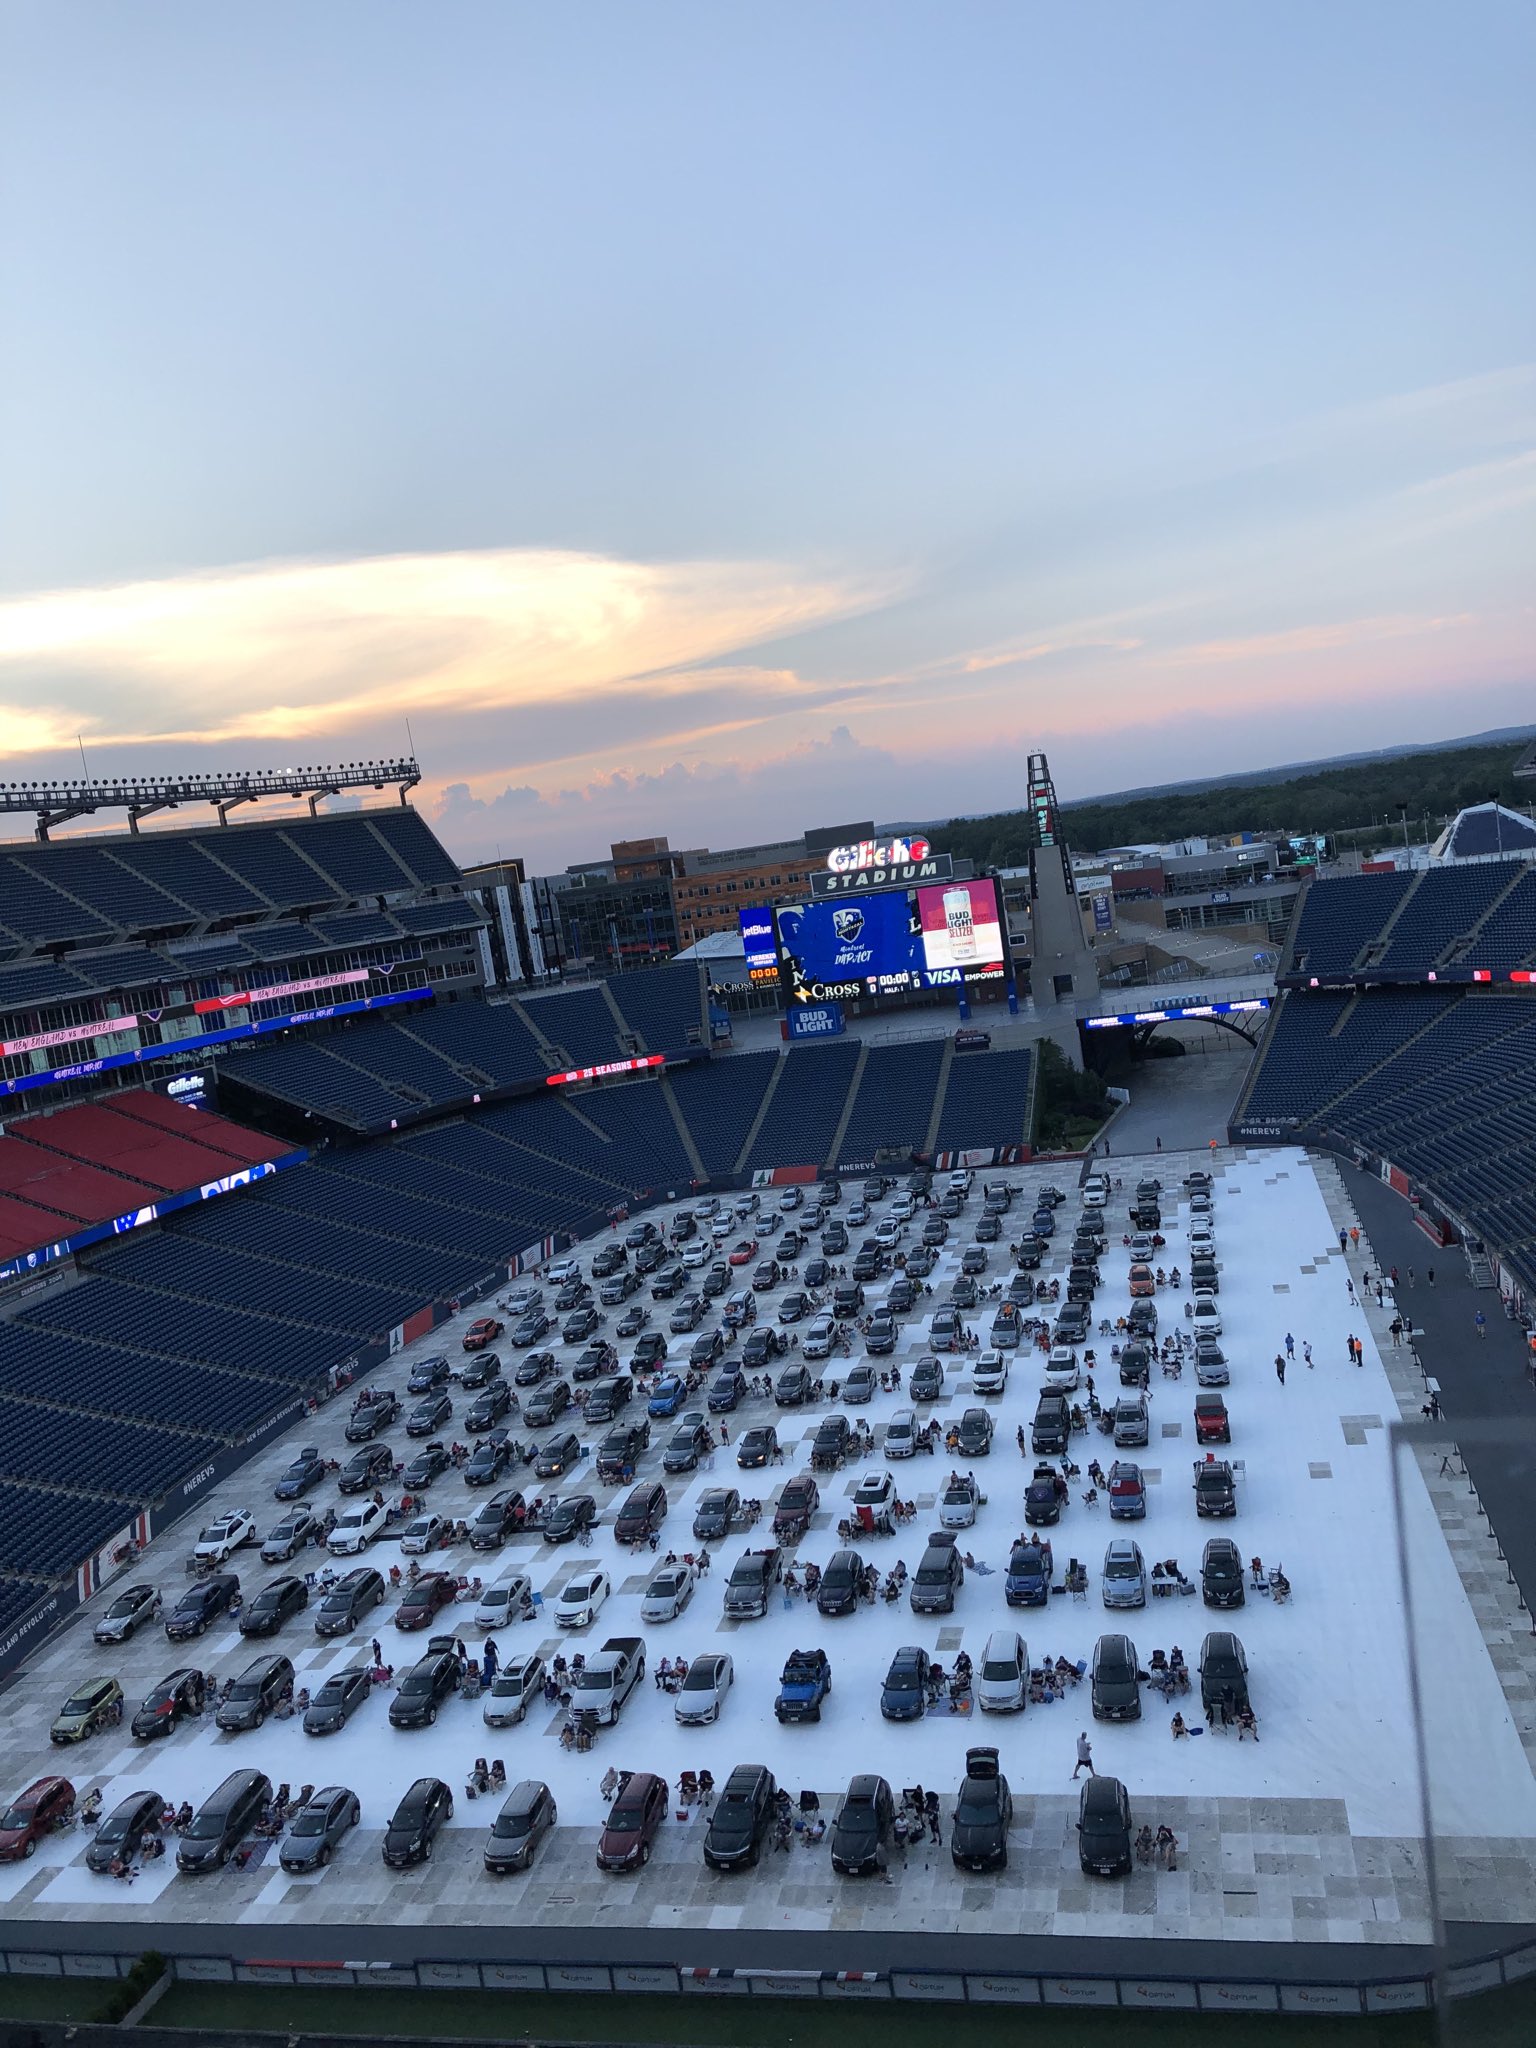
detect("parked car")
[554,1568,611,1629]
[1199,1630,1250,1717]
[910,1533,964,1615]
[314,1566,386,1637]
[130,1667,205,1741]
[1112,1398,1150,1448]
[483,1652,547,1729]
[910,1355,945,1402]
[261,1508,323,1561]
[976,1628,1028,1714]
[273,1446,327,1501]
[388,1650,461,1728]
[279,1784,361,1873]
[1194,1457,1238,1516]
[239,1575,309,1637]
[951,1747,1012,1871]
[675,1652,734,1724]
[595,1769,668,1871]
[1090,1632,1141,1721]
[93,1584,160,1645]
[165,1573,240,1640]
[401,1442,452,1492]
[191,1510,255,1568]
[382,1777,453,1867]
[473,1575,534,1631]
[406,1389,453,1437]
[534,1430,583,1479]
[879,1645,931,1721]
[484,1779,557,1874]
[395,1573,456,1632]
[177,1768,271,1873]
[1077,1774,1134,1877]
[883,1409,921,1458]
[693,1488,741,1541]
[708,1366,749,1412]
[1005,1536,1053,1606]
[776,1645,834,1722]
[1108,1462,1147,1519]
[49,1675,123,1745]
[615,1481,669,1546]
[1101,1538,1147,1610]
[86,1788,166,1874]
[303,1665,373,1736]
[703,1763,778,1870]
[830,1773,896,1876]
[1201,1536,1246,1607]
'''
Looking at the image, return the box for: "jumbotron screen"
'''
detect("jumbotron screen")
[775,878,1007,1003]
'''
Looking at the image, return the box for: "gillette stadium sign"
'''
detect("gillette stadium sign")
[812,834,952,897]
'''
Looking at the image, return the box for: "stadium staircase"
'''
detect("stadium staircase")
[825,1043,870,1168]
[657,1073,707,1182]
[1443,864,1536,965]
[731,1056,791,1174]
[922,1038,956,1156]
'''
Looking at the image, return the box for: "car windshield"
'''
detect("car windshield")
[320,1591,354,1613]
[886,1666,921,1690]
[95,1813,135,1844]
[61,1693,101,1715]
[493,1812,532,1839]
[982,1659,1017,1681]
[338,1512,366,1528]
[0,1803,35,1829]
[492,1670,526,1695]
[229,1680,262,1700]
[681,1664,715,1690]
[956,1790,998,1825]
[187,1809,230,1839]
[315,1678,351,1704]
[107,1594,139,1617]
[291,1810,327,1836]
[1107,1558,1137,1578]
[400,1673,433,1695]
[609,1804,646,1830]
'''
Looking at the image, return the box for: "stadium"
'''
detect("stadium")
[0,758,1534,2025]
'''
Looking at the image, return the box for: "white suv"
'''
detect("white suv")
[328,1499,387,1554]
[192,1510,255,1567]
[803,1314,836,1361]
[973,1350,1009,1394]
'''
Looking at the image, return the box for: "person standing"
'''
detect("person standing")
[1350,1227,1360,1250]
[1427,1267,1436,1287]
[1073,1731,1095,1779]
[1303,1340,1313,1368]
[1338,1229,1349,1256]
[1347,1332,1358,1365]
[1285,1332,1295,1359]
[1475,1310,1487,1339]
[1274,1354,1286,1386]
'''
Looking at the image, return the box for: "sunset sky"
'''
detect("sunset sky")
[1,3,1532,868]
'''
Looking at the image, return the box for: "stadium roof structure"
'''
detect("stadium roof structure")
[0,759,421,840]
[1429,801,1536,865]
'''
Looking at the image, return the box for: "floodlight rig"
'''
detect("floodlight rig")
[0,759,423,841]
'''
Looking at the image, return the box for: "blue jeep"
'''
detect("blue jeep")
[775,1647,832,1723]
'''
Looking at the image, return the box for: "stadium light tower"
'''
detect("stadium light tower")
[1025,751,1099,1013]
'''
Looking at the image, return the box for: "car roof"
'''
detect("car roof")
[503,1778,549,1814]
[1080,1774,1125,1813]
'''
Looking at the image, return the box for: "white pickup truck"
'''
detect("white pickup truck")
[568,1636,646,1726]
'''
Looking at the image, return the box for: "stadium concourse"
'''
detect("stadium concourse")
[2,1144,1534,1995]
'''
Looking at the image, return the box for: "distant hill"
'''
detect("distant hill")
[925,727,1536,867]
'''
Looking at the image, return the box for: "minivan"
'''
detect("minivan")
[215,1654,294,1732]
[614,1481,668,1545]
[816,1548,865,1617]
[178,1769,272,1871]
[703,1764,777,1871]
[910,1533,964,1614]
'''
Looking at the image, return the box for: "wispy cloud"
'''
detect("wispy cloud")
[0,547,896,754]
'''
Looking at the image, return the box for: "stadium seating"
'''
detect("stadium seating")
[106,833,269,919]
[667,1054,778,1175]
[1285,871,1412,977]
[935,1044,1034,1155]
[607,967,706,1053]
[835,1040,946,1169]
[744,1042,861,1171]
[1463,870,1536,970]
[1374,864,1522,970]
[521,987,628,1068]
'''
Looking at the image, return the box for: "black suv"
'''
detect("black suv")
[340,1443,393,1494]
[737,1424,778,1470]
[215,1653,293,1732]
[775,1362,813,1407]
[407,1355,451,1396]
[1091,1632,1141,1721]
[466,1380,513,1431]
[406,1388,453,1437]
[1078,1775,1134,1877]
[178,1768,271,1873]
[703,1764,777,1870]
[1199,1630,1250,1717]
[910,1355,945,1401]
[1032,1392,1070,1455]
[816,1548,865,1617]
[383,1777,453,1867]
[130,1666,205,1741]
[315,1567,386,1637]
[693,1487,740,1540]
[830,1774,895,1875]
[239,1576,308,1638]
[166,1574,239,1641]
[389,1651,461,1729]
[344,1390,400,1442]
[951,1747,1011,1872]
[1201,1537,1245,1607]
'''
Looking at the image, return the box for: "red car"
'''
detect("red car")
[728,1239,759,1267]
[394,1573,456,1630]
[463,1318,504,1352]
[1194,1395,1231,1445]
[0,1776,75,1860]
[596,1770,668,1871]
